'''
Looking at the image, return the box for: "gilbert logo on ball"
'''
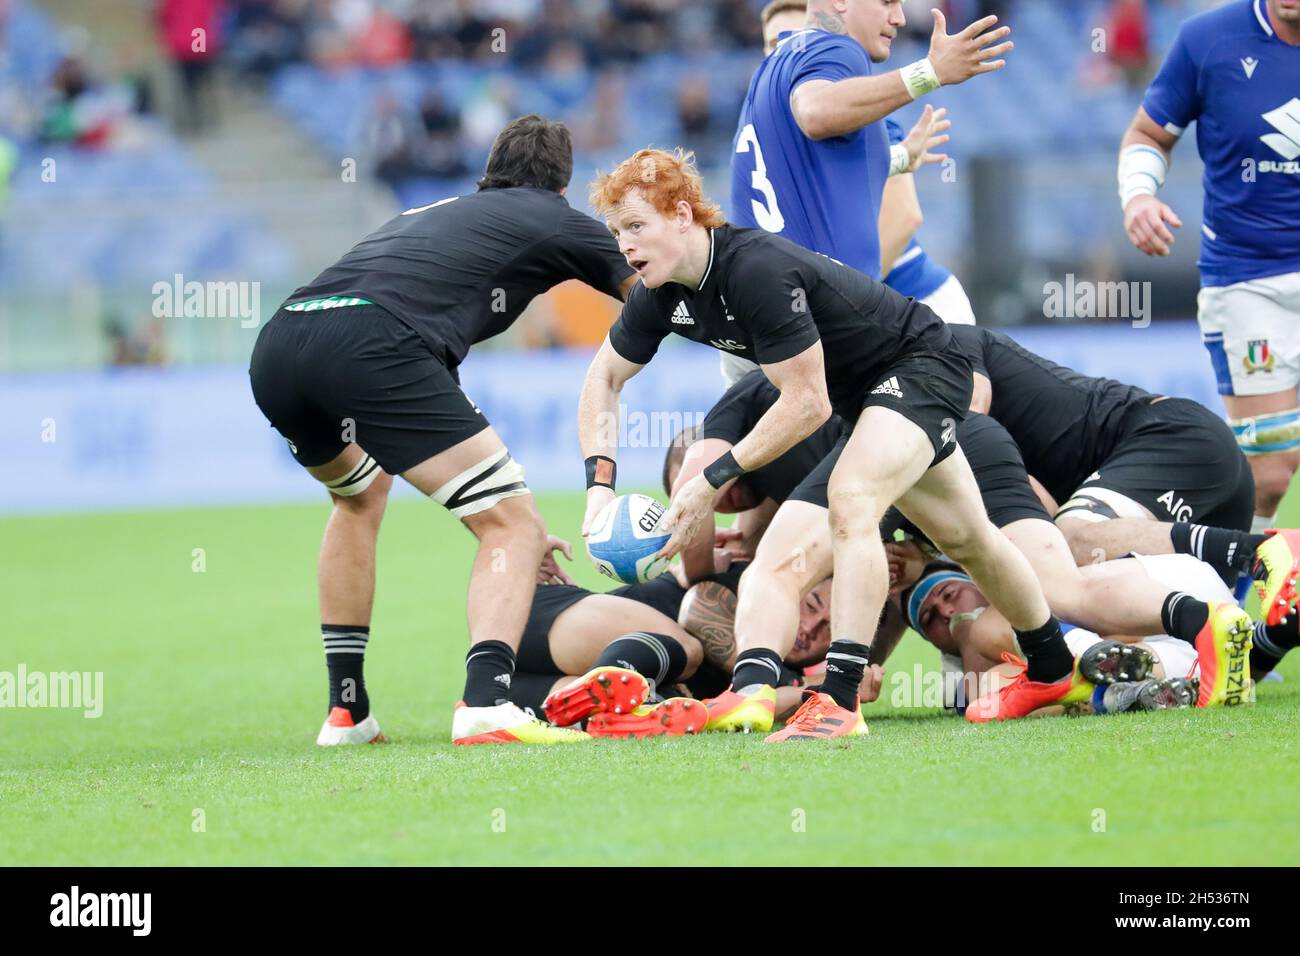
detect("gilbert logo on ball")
[586,493,672,584]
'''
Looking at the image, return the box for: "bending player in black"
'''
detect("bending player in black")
[952,324,1300,630]
[248,116,636,747]
[674,372,1255,717]
[577,147,1077,737]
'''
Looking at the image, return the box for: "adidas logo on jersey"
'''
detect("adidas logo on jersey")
[871,377,903,398]
[671,301,694,326]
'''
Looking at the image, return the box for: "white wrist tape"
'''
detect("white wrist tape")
[949,605,987,638]
[888,143,911,176]
[900,58,941,100]
[1117,144,1169,209]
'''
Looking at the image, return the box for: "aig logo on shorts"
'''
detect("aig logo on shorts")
[1244,339,1276,375]
[1157,490,1193,523]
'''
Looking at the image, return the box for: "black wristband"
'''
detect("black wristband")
[702,450,745,490]
[584,455,617,491]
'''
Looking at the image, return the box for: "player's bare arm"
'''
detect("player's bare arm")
[578,336,645,535]
[679,580,741,671]
[790,9,1010,140]
[659,342,831,558]
[1119,107,1183,256]
[672,435,740,581]
[878,171,925,273]
[733,496,780,555]
[1028,475,1058,516]
[969,370,992,413]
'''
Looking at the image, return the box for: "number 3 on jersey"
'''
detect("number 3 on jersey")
[735,123,785,233]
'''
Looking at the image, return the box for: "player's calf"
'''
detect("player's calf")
[311,446,393,736]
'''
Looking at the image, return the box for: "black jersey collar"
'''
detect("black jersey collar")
[697,228,717,290]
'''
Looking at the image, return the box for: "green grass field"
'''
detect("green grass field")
[2,491,1298,866]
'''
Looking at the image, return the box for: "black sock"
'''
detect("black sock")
[323,624,370,721]
[819,640,872,710]
[1250,617,1299,675]
[596,631,688,694]
[463,640,516,707]
[1160,592,1209,646]
[730,648,784,693]
[1015,618,1073,683]
[1169,523,1267,578]
[506,672,559,720]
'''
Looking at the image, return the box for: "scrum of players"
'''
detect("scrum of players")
[249,0,1300,745]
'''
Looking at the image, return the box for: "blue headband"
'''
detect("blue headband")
[907,570,972,632]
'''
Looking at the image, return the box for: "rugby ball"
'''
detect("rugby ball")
[586,493,672,584]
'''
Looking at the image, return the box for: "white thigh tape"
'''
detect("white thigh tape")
[432,451,529,519]
[324,455,381,497]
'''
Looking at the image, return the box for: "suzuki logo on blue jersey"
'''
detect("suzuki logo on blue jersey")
[1261,98,1300,162]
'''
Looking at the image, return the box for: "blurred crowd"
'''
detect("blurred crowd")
[224,0,764,75]
[1,0,1170,160]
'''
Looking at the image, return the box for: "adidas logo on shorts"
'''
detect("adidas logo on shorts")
[871,376,903,398]
[671,301,694,326]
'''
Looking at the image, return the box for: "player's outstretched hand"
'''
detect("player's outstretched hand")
[903,104,950,172]
[538,534,575,586]
[657,473,715,562]
[859,664,886,704]
[581,485,615,538]
[885,539,926,595]
[928,9,1012,86]
[1123,194,1183,256]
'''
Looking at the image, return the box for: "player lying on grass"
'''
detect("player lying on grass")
[578,147,1081,744]
[952,324,1300,625]
[668,371,1256,728]
[506,558,826,737]
[248,116,636,747]
[901,553,1278,716]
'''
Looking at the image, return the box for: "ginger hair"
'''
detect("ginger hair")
[589,148,727,228]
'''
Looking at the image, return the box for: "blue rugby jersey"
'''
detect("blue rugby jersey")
[731,29,891,278]
[1142,0,1300,286]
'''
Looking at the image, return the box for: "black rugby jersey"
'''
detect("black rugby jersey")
[289,187,633,370]
[609,225,952,413]
[950,325,1153,502]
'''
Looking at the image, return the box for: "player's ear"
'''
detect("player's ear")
[676,199,694,231]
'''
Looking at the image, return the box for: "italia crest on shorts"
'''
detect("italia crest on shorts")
[1244,339,1275,374]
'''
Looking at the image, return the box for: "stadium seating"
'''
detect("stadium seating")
[0,1,292,291]
[258,0,1206,265]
